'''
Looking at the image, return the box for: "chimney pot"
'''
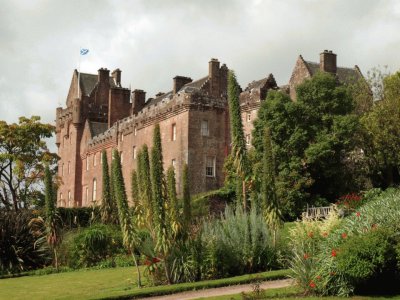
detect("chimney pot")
[320,50,337,74]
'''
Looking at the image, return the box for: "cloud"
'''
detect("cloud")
[1,0,400,133]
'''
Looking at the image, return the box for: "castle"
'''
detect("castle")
[56,50,364,207]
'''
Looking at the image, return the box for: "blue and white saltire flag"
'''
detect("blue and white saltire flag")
[80,48,89,55]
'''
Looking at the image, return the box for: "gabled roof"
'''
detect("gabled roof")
[79,72,117,96]
[245,74,277,91]
[304,61,362,85]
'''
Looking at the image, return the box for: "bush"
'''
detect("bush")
[336,228,400,294]
[59,224,124,268]
[200,206,278,279]
[0,210,51,274]
[57,207,99,228]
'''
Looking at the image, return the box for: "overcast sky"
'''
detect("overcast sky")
[1,0,400,128]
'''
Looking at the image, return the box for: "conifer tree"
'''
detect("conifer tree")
[182,163,191,232]
[111,149,141,287]
[227,70,249,210]
[44,164,60,268]
[166,166,179,238]
[262,126,283,246]
[137,144,153,225]
[101,150,116,224]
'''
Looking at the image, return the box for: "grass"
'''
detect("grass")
[0,266,290,300]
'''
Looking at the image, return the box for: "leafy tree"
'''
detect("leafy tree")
[227,70,249,209]
[100,150,116,224]
[261,126,282,246]
[182,163,191,232]
[0,116,57,210]
[44,164,61,268]
[361,72,400,187]
[111,149,141,287]
[253,72,359,218]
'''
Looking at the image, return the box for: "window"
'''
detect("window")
[246,134,251,145]
[93,153,97,166]
[247,113,251,122]
[92,179,97,202]
[172,123,177,141]
[134,127,137,136]
[121,134,124,142]
[120,152,124,164]
[85,187,89,207]
[133,146,137,159]
[60,193,63,206]
[206,157,216,177]
[61,163,64,176]
[68,161,71,174]
[201,120,209,136]
[101,151,104,164]
[68,190,71,207]
[86,156,89,171]
[172,159,176,168]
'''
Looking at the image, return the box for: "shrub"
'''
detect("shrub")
[60,224,124,268]
[200,206,277,279]
[0,210,51,274]
[57,207,99,228]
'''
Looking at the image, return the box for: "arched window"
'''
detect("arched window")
[92,178,97,202]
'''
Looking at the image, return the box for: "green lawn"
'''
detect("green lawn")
[0,267,289,300]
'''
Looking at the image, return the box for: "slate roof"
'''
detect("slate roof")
[245,74,277,91]
[181,76,208,92]
[305,61,362,84]
[79,72,117,96]
[144,91,174,107]
[88,121,108,137]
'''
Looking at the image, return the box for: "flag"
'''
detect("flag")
[80,48,89,55]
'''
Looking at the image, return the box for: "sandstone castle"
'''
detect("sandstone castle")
[56,50,364,207]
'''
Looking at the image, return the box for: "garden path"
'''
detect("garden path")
[139,278,293,300]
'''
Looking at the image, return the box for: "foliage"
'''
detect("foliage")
[182,163,191,231]
[0,116,57,210]
[0,210,51,274]
[200,206,278,279]
[166,166,180,239]
[57,206,98,228]
[252,73,359,218]
[137,144,153,228]
[192,187,234,218]
[112,149,142,287]
[361,71,400,187]
[288,187,400,296]
[227,70,249,209]
[261,126,283,239]
[101,150,117,224]
[60,224,124,268]
[44,165,61,268]
[131,170,139,206]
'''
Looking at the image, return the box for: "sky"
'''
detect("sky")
[1,0,400,128]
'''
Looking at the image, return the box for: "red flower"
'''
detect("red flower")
[331,249,337,257]
[341,232,347,239]
[303,253,310,260]
[356,212,361,217]
[316,275,321,281]
[307,231,314,238]
[322,231,328,237]
[144,259,151,266]
[309,280,316,288]
[152,257,161,263]
[329,271,336,276]
[371,223,378,230]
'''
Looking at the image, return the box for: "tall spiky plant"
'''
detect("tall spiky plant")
[111,149,141,287]
[101,150,116,224]
[151,124,172,283]
[166,166,180,238]
[262,126,283,246]
[137,144,153,226]
[182,163,191,233]
[44,164,60,269]
[227,70,250,210]
[131,170,139,206]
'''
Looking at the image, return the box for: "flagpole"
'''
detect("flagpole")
[77,47,81,99]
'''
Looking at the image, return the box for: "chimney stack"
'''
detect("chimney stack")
[208,58,220,97]
[132,89,146,114]
[98,68,110,83]
[173,76,192,94]
[320,50,337,74]
[111,69,121,87]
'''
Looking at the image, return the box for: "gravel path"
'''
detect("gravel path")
[139,278,293,300]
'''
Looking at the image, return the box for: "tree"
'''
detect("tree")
[111,149,141,287]
[137,145,153,226]
[0,116,57,210]
[44,164,61,268]
[182,163,191,232]
[131,170,139,206]
[227,70,249,210]
[361,71,400,187]
[261,126,282,246]
[100,150,116,224]
[252,72,359,218]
